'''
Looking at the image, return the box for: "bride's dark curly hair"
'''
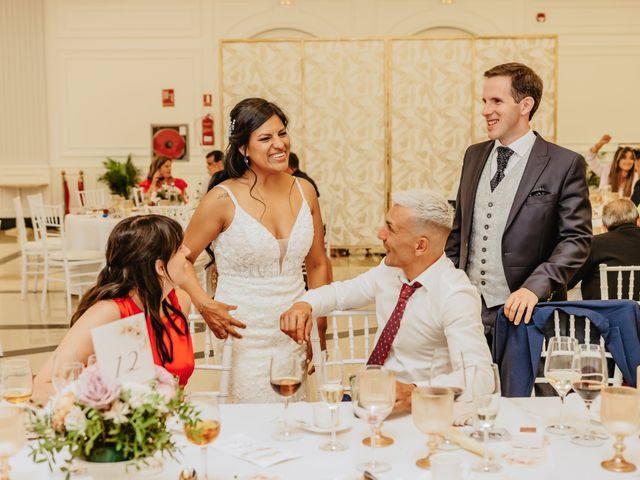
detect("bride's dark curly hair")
[70,215,188,366]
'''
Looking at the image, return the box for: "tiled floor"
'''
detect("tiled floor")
[0,230,381,393]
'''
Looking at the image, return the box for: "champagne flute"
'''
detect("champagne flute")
[412,386,454,469]
[319,349,346,452]
[269,350,305,441]
[51,351,83,394]
[0,406,26,480]
[352,366,394,448]
[354,368,395,473]
[1,359,33,404]
[184,392,220,480]
[472,363,501,473]
[544,336,579,435]
[571,344,607,447]
[600,386,640,472]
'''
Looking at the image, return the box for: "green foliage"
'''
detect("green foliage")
[587,169,601,188]
[98,154,141,199]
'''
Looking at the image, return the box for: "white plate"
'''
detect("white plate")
[296,418,352,433]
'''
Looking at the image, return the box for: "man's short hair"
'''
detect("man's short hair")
[392,189,454,233]
[484,62,543,120]
[602,199,639,230]
[206,150,223,163]
[289,152,300,170]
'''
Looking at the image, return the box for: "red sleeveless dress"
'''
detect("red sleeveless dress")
[113,290,194,386]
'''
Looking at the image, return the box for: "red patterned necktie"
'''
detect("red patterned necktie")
[366,281,422,366]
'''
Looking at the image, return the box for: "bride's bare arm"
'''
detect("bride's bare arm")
[182,187,246,339]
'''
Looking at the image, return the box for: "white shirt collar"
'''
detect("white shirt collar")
[494,129,536,158]
[396,253,448,290]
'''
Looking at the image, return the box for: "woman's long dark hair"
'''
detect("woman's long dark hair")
[71,215,188,366]
[147,156,172,181]
[609,147,636,197]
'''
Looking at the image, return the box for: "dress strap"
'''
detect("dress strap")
[293,177,307,204]
[113,296,142,318]
[215,185,238,207]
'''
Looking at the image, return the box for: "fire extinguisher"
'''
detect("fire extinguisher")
[201,114,214,146]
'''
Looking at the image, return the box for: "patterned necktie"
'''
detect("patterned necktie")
[366,282,422,366]
[490,146,515,191]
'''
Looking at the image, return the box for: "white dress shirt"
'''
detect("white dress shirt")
[489,129,536,178]
[302,254,493,392]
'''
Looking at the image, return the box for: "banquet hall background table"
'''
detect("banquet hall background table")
[64,214,123,252]
[8,394,640,479]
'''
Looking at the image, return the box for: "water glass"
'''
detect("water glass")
[51,351,83,394]
[318,349,346,452]
[544,336,579,435]
[472,363,501,473]
[411,386,454,469]
[600,386,640,472]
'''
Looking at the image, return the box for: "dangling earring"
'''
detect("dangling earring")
[243,155,249,166]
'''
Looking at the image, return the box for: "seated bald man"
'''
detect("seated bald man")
[280,189,493,411]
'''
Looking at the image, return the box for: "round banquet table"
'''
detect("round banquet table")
[7,394,640,479]
[64,214,123,252]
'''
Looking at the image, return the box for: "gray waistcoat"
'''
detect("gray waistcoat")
[467,157,528,307]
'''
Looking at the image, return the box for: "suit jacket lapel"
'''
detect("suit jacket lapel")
[464,141,493,227]
[504,133,550,232]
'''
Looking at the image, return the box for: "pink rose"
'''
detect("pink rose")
[154,365,177,401]
[77,364,121,410]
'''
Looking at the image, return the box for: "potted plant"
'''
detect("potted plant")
[98,154,140,200]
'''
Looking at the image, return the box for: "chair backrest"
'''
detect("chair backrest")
[599,263,640,301]
[26,193,44,216]
[13,196,28,248]
[31,203,65,247]
[323,199,335,258]
[188,311,232,403]
[131,187,144,207]
[144,205,193,227]
[77,189,106,209]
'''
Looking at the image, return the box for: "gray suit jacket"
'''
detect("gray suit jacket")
[445,133,592,301]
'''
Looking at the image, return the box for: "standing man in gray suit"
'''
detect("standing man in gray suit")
[445,62,592,343]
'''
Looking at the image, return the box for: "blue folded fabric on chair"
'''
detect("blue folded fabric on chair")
[493,300,640,397]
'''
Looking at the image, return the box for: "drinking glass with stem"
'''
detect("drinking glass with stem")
[351,365,394,448]
[600,386,640,473]
[353,367,395,473]
[184,392,220,480]
[571,343,608,447]
[318,349,346,451]
[51,351,83,394]
[269,349,306,441]
[544,336,579,435]
[411,386,454,469]
[1,359,33,404]
[0,406,26,480]
[472,363,502,473]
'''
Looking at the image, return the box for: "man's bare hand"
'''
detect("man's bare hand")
[199,299,244,339]
[393,381,416,414]
[280,302,313,344]
[504,288,539,325]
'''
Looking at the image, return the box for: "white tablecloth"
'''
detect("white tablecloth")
[64,214,122,252]
[8,395,640,479]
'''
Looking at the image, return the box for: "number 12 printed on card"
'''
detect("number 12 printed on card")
[91,313,156,383]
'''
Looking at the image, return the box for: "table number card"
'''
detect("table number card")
[91,313,155,383]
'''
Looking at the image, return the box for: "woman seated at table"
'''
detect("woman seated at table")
[33,215,194,403]
[140,156,189,202]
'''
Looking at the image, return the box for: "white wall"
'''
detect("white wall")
[2,0,640,217]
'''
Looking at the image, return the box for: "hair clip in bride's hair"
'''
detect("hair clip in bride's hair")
[228,118,236,138]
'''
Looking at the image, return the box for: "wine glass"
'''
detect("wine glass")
[1,359,33,404]
[0,406,26,480]
[269,350,305,441]
[354,367,395,473]
[184,392,220,480]
[600,386,640,472]
[472,363,501,473]
[544,336,579,435]
[319,349,346,452]
[51,351,83,394]
[351,365,394,448]
[571,344,607,447]
[411,386,454,469]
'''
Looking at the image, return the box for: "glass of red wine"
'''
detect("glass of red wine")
[571,343,608,446]
[269,350,306,441]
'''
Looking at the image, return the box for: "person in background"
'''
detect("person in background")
[33,215,194,404]
[569,199,640,300]
[206,150,224,176]
[631,148,640,206]
[140,156,189,201]
[587,135,637,197]
[288,152,320,198]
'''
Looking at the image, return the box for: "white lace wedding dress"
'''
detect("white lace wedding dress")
[212,180,313,403]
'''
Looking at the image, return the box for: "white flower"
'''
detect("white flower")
[64,406,87,434]
[103,400,130,424]
[124,383,153,409]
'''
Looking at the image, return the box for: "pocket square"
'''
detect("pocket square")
[528,188,550,197]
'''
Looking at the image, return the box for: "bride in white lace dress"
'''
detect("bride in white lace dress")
[182,98,331,403]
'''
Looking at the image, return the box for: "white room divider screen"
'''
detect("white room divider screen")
[220,36,557,249]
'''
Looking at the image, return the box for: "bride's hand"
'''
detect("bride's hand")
[199,299,245,339]
[280,302,313,344]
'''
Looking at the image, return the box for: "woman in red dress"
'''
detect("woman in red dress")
[34,215,194,403]
[140,156,189,201]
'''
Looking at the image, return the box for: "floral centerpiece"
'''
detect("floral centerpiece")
[30,365,197,476]
[151,183,184,205]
